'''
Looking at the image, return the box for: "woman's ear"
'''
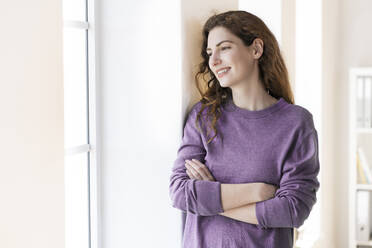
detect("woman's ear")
[252,38,264,59]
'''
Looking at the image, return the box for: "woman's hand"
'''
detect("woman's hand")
[185,159,215,181]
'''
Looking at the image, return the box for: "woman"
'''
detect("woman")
[169,10,320,248]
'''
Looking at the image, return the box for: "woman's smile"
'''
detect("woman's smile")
[216,67,231,78]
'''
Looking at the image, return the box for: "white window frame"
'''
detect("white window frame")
[63,0,100,247]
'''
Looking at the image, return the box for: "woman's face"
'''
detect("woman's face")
[207,26,257,88]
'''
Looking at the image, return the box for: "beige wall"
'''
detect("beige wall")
[181,0,239,110]
[320,0,340,246]
[0,1,64,248]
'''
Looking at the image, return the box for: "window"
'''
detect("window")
[63,0,98,247]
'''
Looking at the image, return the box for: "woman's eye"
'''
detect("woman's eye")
[206,47,230,57]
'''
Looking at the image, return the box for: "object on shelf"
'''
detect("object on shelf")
[357,150,368,184]
[356,191,372,242]
[358,147,372,184]
[357,76,372,128]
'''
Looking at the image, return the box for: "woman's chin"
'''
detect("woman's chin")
[219,80,233,88]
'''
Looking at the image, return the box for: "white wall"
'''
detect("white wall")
[239,0,282,45]
[295,1,323,246]
[97,0,237,247]
[0,1,65,248]
[97,1,182,247]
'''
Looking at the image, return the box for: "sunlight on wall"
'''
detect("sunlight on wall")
[99,1,183,247]
[295,0,322,247]
[239,0,282,45]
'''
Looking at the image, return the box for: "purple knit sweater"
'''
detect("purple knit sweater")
[169,96,320,248]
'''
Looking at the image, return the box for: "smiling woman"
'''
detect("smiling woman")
[169,10,320,248]
[206,31,259,86]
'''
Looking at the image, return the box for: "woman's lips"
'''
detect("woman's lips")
[217,67,231,78]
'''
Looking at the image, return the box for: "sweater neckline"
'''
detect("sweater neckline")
[223,96,287,119]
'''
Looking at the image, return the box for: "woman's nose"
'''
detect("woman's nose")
[211,55,221,67]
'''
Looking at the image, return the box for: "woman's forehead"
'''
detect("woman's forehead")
[209,27,234,39]
[207,27,240,47]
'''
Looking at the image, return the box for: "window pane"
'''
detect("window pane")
[63,0,86,21]
[63,28,88,149]
[65,153,89,248]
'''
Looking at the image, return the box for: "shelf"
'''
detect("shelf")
[349,68,372,248]
[356,240,372,246]
[356,184,372,191]
[356,128,372,134]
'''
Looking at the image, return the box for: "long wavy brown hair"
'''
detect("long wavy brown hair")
[194,10,295,144]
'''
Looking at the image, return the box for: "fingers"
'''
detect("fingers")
[186,161,205,180]
[185,159,215,181]
[185,168,194,179]
[187,168,202,180]
[191,159,215,181]
[185,162,202,180]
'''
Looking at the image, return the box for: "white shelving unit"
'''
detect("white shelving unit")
[349,67,372,248]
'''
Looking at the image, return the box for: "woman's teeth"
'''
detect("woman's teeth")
[217,68,230,77]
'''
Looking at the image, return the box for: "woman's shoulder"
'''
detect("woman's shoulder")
[287,102,313,120]
[282,101,315,131]
[188,99,210,117]
[184,100,205,124]
[190,100,203,112]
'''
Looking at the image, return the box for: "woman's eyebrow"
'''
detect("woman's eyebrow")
[206,40,234,51]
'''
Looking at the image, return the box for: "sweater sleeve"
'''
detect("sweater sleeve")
[168,103,224,216]
[255,129,320,229]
